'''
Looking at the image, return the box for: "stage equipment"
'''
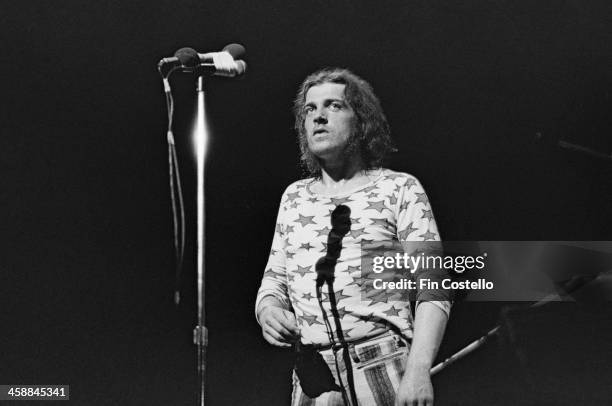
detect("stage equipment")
[431,243,612,376]
[157,43,247,406]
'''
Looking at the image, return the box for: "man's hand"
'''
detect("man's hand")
[395,367,434,406]
[395,301,448,406]
[258,305,299,348]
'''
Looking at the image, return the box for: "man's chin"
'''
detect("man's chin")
[309,146,340,162]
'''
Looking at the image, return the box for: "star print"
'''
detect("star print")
[421,209,434,221]
[348,228,367,238]
[400,200,411,211]
[340,329,354,340]
[285,225,294,234]
[369,218,394,232]
[404,178,417,189]
[415,192,429,205]
[300,242,314,250]
[333,290,353,303]
[290,202,299,209]
[368,291,393,303]
[316,226,331,237]
[320,289,349,302]
[398,222,418,240]
[372,320,391,330]
[286,191,300,202]
[300,314,323,326]
[368,217,388,227]
[360,312,375,322]
[294,265,311,277]
[361,274,381,292]
[394,184,403,193]
[296,214,316,227]
[329,327,354,339]
[366,192,378,199]
[286,251,295,259]
[287,274,295,282]
[263,268,278,278]
[330,196,353,205]
[320,241,328,252]
[365,200,387,213]
[308,197,318,203]
[389,194,398,205]
[346,265,361,274]
[275,223,282,233]
[333,306,350,319]
[383,306,401,317]
[270,248,278,256]
[419,230,438,241]
[385,173,404,180]
[301,292,314,301]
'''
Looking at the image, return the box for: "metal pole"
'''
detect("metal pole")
[193,75,208,406]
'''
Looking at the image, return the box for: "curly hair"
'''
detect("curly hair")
[293,68,396,177]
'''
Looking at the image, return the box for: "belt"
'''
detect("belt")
[326,332,408,365]
[302,331,408,361]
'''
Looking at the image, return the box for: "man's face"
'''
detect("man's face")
[303,82,357,163]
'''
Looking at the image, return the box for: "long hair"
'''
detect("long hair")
[293,68,395,177]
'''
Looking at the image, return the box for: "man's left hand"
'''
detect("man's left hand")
[395,368,434,406]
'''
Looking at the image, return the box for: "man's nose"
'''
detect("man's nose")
[313,107,327,123]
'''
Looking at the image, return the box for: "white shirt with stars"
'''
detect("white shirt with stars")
[256,168,450,346]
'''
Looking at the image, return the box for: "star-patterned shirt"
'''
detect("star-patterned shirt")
[256,169,449,346]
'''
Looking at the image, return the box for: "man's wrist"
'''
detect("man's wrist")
[256,295,286,320]
[405,360,432,374]
[404,354,434,376]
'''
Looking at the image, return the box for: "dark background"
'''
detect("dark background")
[2,1,611,405]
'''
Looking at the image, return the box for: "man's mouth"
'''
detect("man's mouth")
[313,128,328,135]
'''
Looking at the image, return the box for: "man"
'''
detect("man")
[256,68,450,406]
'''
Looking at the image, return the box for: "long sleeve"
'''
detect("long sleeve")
[395,175,451,317]
[255,191,292,324]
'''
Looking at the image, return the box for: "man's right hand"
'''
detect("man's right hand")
[258,305,299,348]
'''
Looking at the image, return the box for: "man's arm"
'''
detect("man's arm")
[393,175,450,405]
[255,187,299,348]
[396,302,448,406]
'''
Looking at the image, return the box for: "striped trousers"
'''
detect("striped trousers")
[291,333,410,406]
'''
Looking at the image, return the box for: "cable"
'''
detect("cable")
[160,74,186,306]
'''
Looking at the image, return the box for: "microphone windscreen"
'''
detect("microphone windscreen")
[174,47,199,67]
[234,60,247,75]
[223,43,246,59]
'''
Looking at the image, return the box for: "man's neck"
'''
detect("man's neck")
[313,156,374,196]
[320,156,365,185]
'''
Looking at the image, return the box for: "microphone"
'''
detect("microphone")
[158,43,247,77]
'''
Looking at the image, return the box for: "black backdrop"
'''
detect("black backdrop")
[2,1,612,405]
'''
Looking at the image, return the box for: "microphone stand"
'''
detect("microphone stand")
[192,73,208,406]
[160,51,245,405]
